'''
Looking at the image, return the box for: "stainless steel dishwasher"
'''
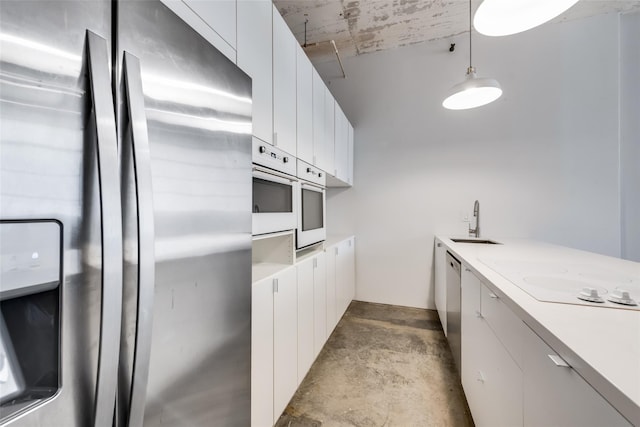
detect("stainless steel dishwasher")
[446,251,462,374]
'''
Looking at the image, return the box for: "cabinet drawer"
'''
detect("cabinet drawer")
[481,283,524,368]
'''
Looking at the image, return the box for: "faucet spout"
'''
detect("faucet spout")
[469,200,480,238]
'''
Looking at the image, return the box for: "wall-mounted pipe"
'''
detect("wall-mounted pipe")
[301,39,346,79]
[330,40,346,79]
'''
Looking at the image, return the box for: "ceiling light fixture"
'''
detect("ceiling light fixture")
[442,0,502,110]
[474,0,581,37]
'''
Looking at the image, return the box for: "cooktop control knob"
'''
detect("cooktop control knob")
[283,157,289,163]
[259,145,266,154]
[608,290,637,306]
[577,287,604,303]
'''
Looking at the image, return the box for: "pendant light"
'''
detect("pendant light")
[474,0,580,37]
[442,0,502,110]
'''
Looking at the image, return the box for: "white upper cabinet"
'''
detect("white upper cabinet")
[334,102,349,182]
[184,0,236,48]
[296,45,313,165]
[272,5,297,156]
[160,0,236,62]
[321,86,335,174]
[347,121,354,185]
[312,69,326,168]
[237,0,273,145]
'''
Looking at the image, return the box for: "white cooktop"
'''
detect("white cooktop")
[479,257,640,311]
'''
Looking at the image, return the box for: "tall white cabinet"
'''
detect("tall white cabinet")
[272,6,297,156]
[296,45,313,165]
[237,0,273,145]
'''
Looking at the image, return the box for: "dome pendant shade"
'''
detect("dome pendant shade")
[442,67,502,110]
[474,0,581,36]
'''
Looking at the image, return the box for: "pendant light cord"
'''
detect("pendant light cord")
[469,0,472,69]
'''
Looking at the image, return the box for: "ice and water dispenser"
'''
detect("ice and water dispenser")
[0,221,61,419]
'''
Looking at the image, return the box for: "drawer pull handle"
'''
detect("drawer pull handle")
[465,268,471,272]
[437,243,442,247]
[489,292,499,299]
[548,354,570,368]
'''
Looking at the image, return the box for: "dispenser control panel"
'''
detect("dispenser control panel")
[0,221,61,300]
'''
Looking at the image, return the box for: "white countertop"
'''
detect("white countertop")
[436,236,640,426]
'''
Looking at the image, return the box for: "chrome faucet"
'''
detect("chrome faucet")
[468,200,480,238]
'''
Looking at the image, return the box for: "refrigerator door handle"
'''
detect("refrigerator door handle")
[122,51,156,427]
[86,30,123,427]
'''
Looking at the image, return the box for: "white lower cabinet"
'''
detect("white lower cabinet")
[336,237,355,319]
[434,240,447,335]
[326,237,355,330]
[522,326,631,427]
[273,266,298,423]
[461,267,522,427]
[312,253,327,358]
[251,274,275,427]
[296,258,315,385]
[252,236,355,427]
[456,261,632,427]
[325,245,338,334]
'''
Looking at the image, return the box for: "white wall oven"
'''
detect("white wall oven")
[296,159,326,248]
[252,139,297,235]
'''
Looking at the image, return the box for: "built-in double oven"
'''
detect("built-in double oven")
[295,159,326,249]
[252,140,297,236]
[251,140,326,248]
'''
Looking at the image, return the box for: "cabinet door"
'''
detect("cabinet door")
[325,244,338,334]
[461,267,483,409]
[334,103,349,182]
[160,0,236,62]
[345,237,356,304]
[272,6,297,156]
[296,45,313,164]
[347,121,354,185]
[237,0,273,145]
[273,266,298,423]
[523,326,631,427]
[336,237,355,320]
[322,86,335,173]
[434,241,447,334]
[462,269,523,427]
[313,252,327,357]
[251,276,274,427]
[296,258,315,385]
[312,69,325,168]
[184,0,236,49]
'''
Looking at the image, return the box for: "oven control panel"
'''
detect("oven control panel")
[296,159,326,187]
[251,137,296,176]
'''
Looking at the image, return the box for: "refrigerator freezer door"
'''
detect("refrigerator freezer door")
[0,1,121,426]
[116,2,253,426]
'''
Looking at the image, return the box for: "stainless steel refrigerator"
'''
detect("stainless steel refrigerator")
[0,1,252,426]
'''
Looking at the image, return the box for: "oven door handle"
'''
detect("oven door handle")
[300,182,325,192]
[253,167,297,185]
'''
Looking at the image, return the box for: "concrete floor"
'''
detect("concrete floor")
[275,301,475,427]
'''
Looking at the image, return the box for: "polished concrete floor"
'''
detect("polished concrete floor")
[275,301,474,427]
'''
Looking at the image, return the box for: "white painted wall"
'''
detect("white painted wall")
[620,11,640,262]
[323,13,630,309]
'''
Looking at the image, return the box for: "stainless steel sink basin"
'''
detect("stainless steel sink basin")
[450,238,501,244]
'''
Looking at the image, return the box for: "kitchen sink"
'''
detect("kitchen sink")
[450,238,501,244]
